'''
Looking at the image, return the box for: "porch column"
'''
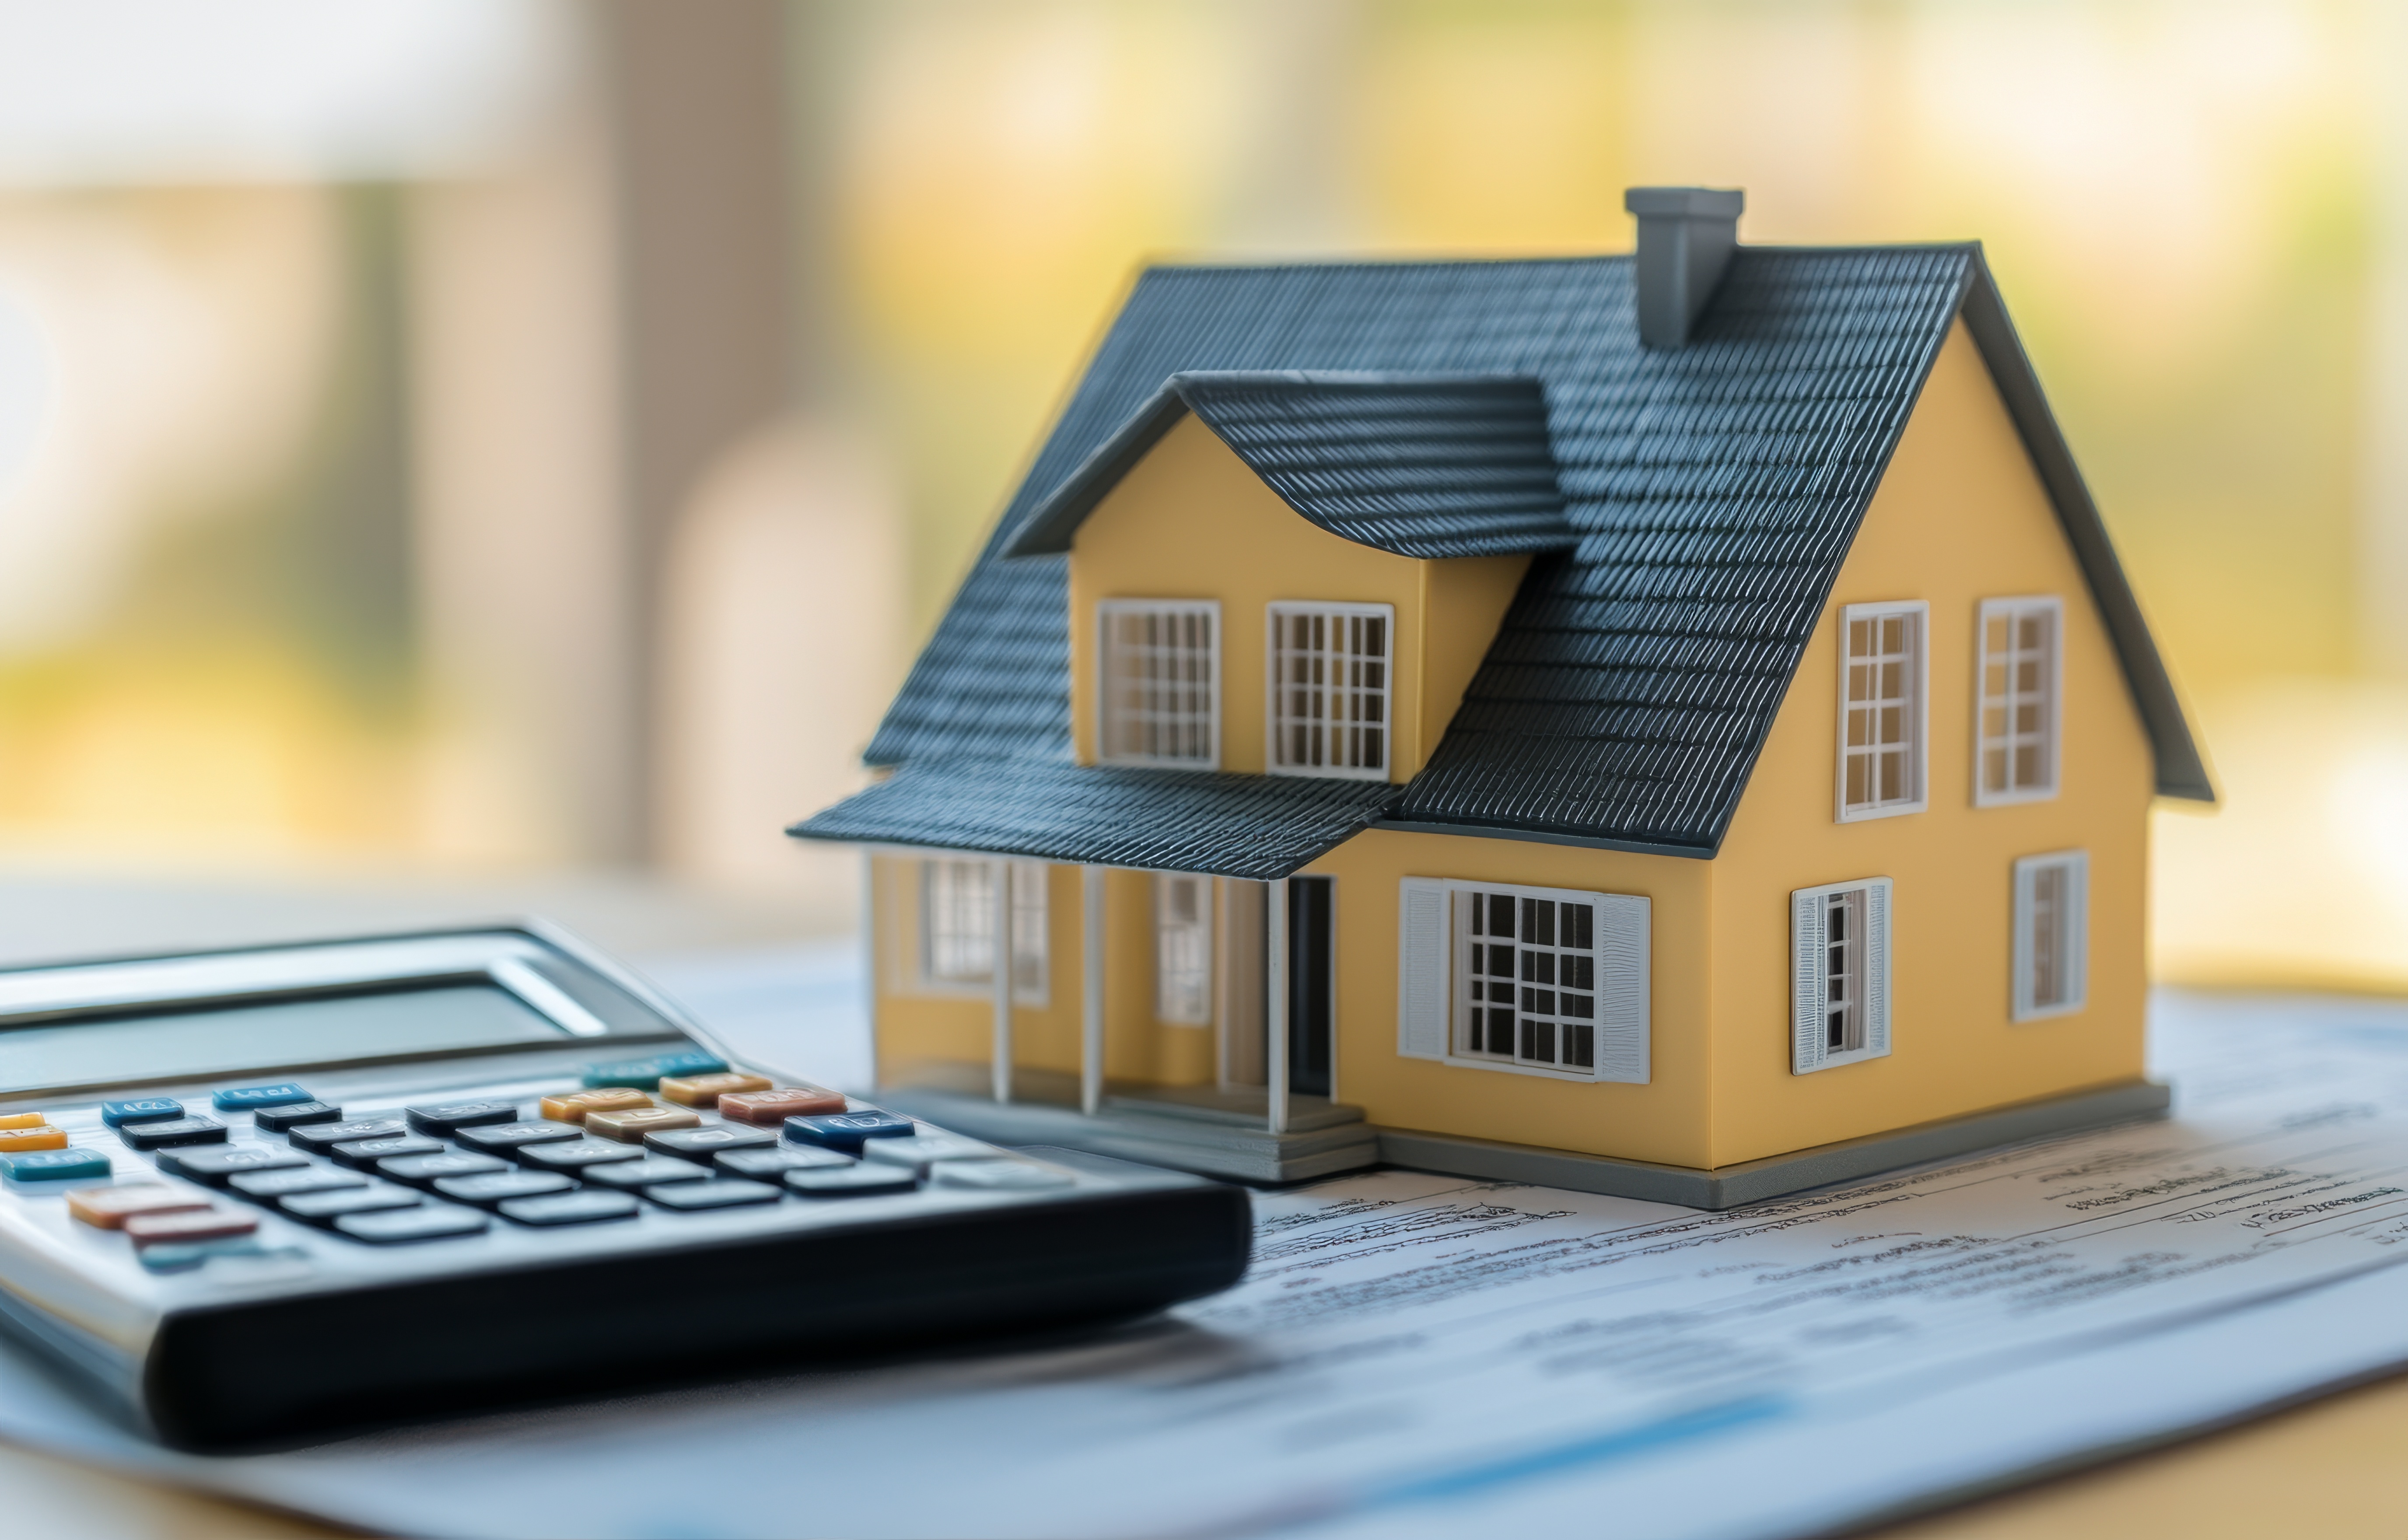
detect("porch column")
[1081,864,1106,1115]
[1265,876,1290,1136]
[990,858,1012,1103]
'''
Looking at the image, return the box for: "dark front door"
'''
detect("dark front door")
[1287,876,1335,1097]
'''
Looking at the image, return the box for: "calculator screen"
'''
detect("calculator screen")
[0,984,568,1091]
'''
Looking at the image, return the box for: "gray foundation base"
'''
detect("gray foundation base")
[878,1083,1380,1185]
[1379,1078,2174,1210]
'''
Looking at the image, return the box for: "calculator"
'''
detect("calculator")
[0,925,1251,1450]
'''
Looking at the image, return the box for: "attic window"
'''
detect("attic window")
[1837,601,1928,822]
[1976,597,2063,805]
[1267,602,1393,780]
[1099,600,1219,768]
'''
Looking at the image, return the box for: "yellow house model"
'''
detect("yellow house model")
[791,188,2212,1208]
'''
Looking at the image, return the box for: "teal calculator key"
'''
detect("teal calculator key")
[100,1098,183,1127]
[579,1050,727,1089]
[784,1110,914,1152]
[0,1146,111,1185]
[210,1083,312,1112]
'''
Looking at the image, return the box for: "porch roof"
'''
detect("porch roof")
[787,758,1402,881]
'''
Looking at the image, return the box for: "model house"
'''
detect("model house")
[790,187,2212,1208]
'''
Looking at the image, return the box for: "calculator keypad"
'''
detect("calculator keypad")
[18,1057,1066,1258]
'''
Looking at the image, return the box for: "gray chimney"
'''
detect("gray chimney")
[1624,186,1744,349]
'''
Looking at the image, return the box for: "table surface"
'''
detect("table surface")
[5,867,2401,1540]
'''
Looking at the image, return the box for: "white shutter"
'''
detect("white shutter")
[1864,878,1892,1057]
[2010,859,2040,1020]
[1396,877,1450,1060]
[1792,888,1827,1074]
[1592,894,1650,1084]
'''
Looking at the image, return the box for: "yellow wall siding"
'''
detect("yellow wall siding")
[1067,413,1526,779]
[1302,827,1718,1169]
[1700,318,2156,1166]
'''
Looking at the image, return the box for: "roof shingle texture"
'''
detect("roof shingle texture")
[861,247,1973,853]
[795,760,1402,882]
[1007,372,1577,561]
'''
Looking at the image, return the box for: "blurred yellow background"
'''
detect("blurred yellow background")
[0,0,2396,987]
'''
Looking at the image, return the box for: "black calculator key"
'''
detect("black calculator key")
[119,1117,228,1152]
[785,1164,919,1197]
[452,1120,581,1157]
[402,1099,521,1136]
[329,1135,446,1170]
[228,1166,366,1201]
[378,1151,508,1186]
[156,1146,309,1185]
[497,1190,640,1227]
[290,1117,406,1153]
[255,1101,343,1133]
[336,1205,490,1244]
[519,1138,647,1173]
[282,1185,422,1222]
[643,1124,774,1160]
[434,1170,575,1207]
[581,1155,709,1190]
[716,1146,854,1180]
[644,1179,781,1211]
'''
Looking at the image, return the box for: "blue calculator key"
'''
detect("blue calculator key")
[100,1099,183,1127]
[336,1205,489,1244]
[784,1111,914,1152]
[210,1084,313,1112]
[497,1190,640,1227]
[156,1146,309,1184]
[579,1050,728,1090]
[0,1147,112,1185]
[118,1116,226,1152]
[643,1179,781,1211]
[402,1099,520,1136]
[254,1101,343,1133]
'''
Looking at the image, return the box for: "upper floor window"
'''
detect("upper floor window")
[1267,602,1393,780]
[1976,596,2062,805]
[1837,600,1928,822]
[1099,600,1218,768]
[920,858,1047,1003]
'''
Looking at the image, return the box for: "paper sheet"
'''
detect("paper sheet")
[11,980,2408,1538]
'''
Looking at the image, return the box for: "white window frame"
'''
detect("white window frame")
[1974,595,2064,807]
[1835,600,1929,823]
[916,858,1049,1005]
[1266,601,1396,781]
[1097,599,1220,769]
[1153,872,1214,1027]
[2012,850,2089,1022]
[1394,876,1650,1085]
[1790,876,1893,1074]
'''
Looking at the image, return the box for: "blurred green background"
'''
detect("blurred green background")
[0,0,2395,985]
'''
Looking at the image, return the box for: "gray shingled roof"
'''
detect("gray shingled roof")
[810,245,2207,868]
[794,760,1401,882]
[1006,372,1576,561]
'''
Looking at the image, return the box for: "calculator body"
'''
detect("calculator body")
[0,925,1251,1450]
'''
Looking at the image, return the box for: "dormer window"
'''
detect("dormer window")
[1268,602,1394,780]
[1098,599,1219,767]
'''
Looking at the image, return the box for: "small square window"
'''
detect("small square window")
[1099,600,1218,767]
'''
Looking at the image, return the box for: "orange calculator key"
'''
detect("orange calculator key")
[656,1072,773,1108]
[67,1184,213,1229]
[538,1088,653,1123]
[717,1086,847,1125]
[583,1106,701,1144]
[0,1112,48,1129]
[122,1208,259,1246]
[0,1124,66,1153]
